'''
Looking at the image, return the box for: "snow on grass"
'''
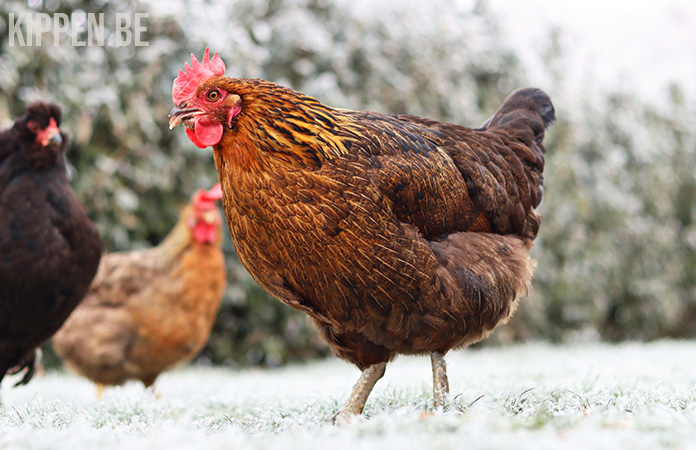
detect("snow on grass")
[2,341,696,449]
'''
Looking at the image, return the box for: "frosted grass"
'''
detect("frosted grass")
[2,341,696,449]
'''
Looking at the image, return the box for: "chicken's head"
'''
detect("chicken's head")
[168,49,241,149]
[15,102,65,148]
[11,102,67,168]
[188,183,224,244]
[168,49,352,169]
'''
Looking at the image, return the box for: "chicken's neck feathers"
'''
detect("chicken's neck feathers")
[150,220,195,267]
[214,80,362,173]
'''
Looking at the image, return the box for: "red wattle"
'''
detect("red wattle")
[207,226,217,243]
[194,121,223,147]
[186,127,206,149]
[193,222,216,243]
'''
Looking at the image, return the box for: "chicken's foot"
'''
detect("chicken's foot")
[431,351,449,408]
[332,362,387,425]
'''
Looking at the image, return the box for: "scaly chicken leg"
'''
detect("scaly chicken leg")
[333,362,387,424]
[431,352,449,408]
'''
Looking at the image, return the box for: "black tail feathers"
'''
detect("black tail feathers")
[478,88,555,146]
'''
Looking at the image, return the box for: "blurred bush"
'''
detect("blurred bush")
[515,84,696,343]
[2,0,695,370]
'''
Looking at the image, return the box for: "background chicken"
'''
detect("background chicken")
[53,184,226,397]
[169,49,555,422]
[0,103,103,393]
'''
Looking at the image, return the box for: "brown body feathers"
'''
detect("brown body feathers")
[203,79,554,369]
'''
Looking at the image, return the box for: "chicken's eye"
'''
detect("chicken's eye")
[207,90,220,102]
[27,121,39,133]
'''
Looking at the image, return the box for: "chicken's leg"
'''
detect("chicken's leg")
[431,351,449,408]
[333,362,387,424]
[95,383,106,400]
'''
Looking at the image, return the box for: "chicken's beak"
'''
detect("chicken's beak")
[168,106,203,129]
[47,131,62,147]
[202,210,217,225]
[37,120,62,147]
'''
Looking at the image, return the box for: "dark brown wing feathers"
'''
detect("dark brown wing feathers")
[355,89,552,241]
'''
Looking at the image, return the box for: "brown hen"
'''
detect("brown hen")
[169,49,555,421]
[53,185,226,396]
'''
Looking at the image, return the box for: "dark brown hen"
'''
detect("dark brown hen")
[169,50,554,422]
[0,103,103,394]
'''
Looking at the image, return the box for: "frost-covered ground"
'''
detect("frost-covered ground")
[2,341,696,449]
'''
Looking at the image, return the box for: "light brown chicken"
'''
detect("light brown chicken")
[53,185,226,396]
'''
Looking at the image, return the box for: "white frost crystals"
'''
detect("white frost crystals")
[2,341,696,450]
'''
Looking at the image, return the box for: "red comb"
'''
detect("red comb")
[202,183,223,201]
[172,48,226,105]
[194,183,223,208]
